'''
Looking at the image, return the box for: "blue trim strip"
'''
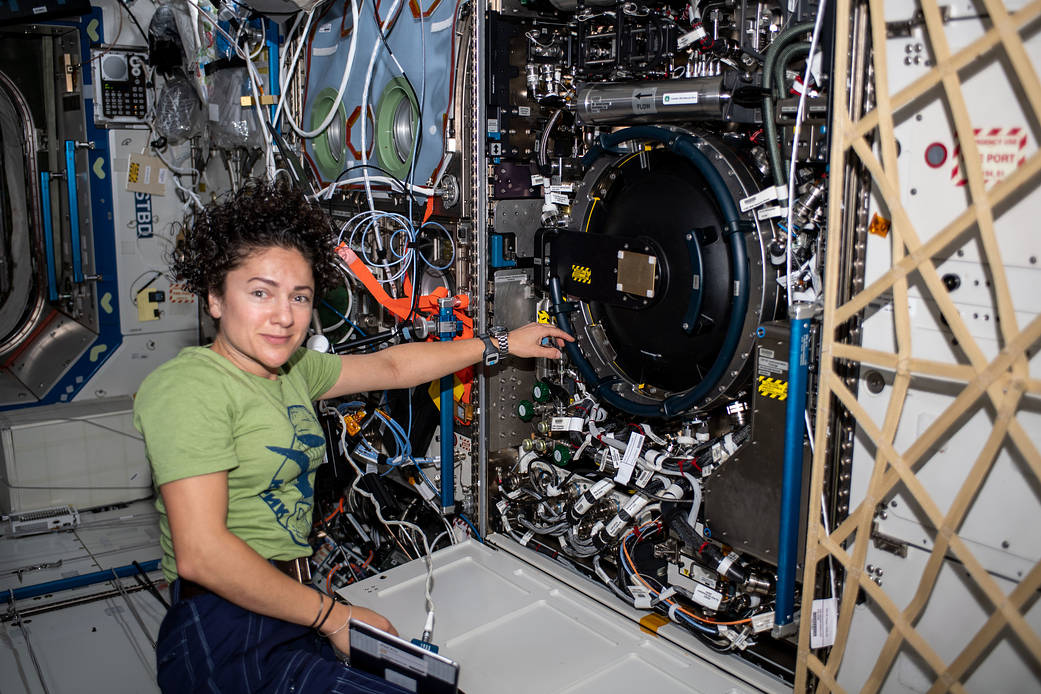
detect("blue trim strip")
[775,307,813,626]
[267,23,279,128]
[0,7,123,410]
[39,172,59,302]
[1,559,161,604]
[64,140,84,284]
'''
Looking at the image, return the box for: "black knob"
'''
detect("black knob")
[942,273,961,291]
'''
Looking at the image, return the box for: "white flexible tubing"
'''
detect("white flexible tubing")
[360,0,404,211]
[784,0,827,306]
[280,0,360,139]
[243,56,276,178]
[313,176,436,198]
[271,8,313,128]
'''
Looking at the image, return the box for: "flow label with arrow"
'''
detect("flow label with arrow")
[632,87,658,115]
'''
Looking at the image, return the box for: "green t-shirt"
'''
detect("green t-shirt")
[134,346,342,582]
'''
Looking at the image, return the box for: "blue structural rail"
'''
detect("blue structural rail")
[1,559,161,604]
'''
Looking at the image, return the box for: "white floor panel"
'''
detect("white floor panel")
[1,500,164,694]
[559,653,702,694]
[1,591,162,694]
[340,536,789,694]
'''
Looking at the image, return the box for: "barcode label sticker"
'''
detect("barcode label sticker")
[756,205,787,220]
[634,468,654,488]
[416,480,435,501]
[751,611,775,633]
[740,187,778,212]
[614,432,645,484]
[630,585,653,609]
[551,417,583,432]
[810,597,838,649]
[677,25,707,49]
[692,584,723,611]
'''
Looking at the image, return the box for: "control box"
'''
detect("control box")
[92,47,150,127]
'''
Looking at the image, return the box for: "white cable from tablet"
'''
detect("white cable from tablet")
[421,610,435,643]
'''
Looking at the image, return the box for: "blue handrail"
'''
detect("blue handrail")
[64,140,84,284]
[775,302,815,626]
[39,172,59,302]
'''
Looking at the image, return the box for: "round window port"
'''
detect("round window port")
[925,142,948,168]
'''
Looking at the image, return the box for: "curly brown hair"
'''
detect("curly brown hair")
[172,180,340,303]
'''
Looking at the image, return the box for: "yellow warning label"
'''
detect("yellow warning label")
[537,310,552,324]
[758,375,788,400]
[571,264,592,284]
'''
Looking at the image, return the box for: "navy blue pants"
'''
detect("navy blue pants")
[156,580,409,693]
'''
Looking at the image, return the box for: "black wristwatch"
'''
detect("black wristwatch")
[479,326,509,366]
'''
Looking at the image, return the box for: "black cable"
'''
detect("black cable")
[332,327,401,354]
[131,560,170,609]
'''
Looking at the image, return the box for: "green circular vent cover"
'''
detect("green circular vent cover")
[311,87,348,181]
[375,76,419,180]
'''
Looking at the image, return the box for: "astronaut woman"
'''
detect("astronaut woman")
[134,181,571,693]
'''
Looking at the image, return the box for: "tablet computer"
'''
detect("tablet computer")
[348,619,460,694]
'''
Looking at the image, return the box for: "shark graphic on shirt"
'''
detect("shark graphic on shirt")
[260,404,326,546]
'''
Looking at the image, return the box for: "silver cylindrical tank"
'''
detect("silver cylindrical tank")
[575,77,728,125]
[546,0,614,9]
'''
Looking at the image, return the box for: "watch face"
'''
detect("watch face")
[481,335,499,366]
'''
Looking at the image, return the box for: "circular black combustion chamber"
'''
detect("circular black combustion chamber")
[583,147,734,393]
[554,129,778,415]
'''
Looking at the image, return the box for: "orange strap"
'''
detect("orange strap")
[336,243,476,403]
